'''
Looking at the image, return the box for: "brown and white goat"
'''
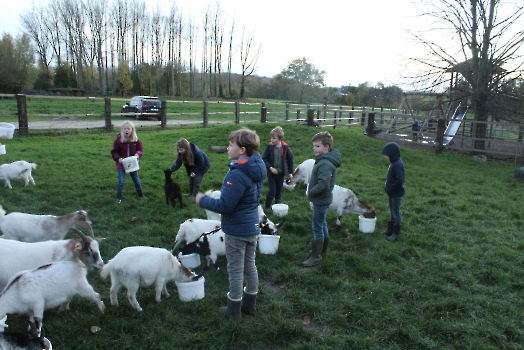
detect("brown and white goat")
[0,228,105,290]
[0,206,93,242]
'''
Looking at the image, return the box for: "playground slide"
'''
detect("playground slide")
[442,105,468,146]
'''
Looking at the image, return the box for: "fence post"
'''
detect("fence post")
[260,102,267,123]
[367,113,375,137]
[160,100,167,129]
[16,94,28,136]
[285,103,290,121]
[203,102,209,128]
[235,102,240,124]
[296,109,301,125]
[323,98,328,119]
[361,112,366,126]
[435,118,446,153]
[104,98,112,131]
[307,108,315,126]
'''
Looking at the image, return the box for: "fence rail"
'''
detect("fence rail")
[3,94,523,163]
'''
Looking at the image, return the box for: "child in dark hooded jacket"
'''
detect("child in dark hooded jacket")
[380,142,405,241]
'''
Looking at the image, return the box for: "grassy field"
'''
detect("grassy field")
[0,123,523,349]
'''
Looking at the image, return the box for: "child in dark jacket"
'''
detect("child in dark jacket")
[168,138,210,197]
[111,121,144,203]
[262,126,294,210]
[302,131,341,267]
[380,142,405,241]
[196,127,266,321]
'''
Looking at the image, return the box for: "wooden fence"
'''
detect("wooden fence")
[9,94,524,163]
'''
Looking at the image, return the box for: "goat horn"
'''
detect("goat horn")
[72,228,89,242]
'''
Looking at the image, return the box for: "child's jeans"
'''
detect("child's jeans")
[225,234,259,301]
[265,173,285,208]
[312,204,330,242]
[189,173,205,188]
[388,195,403,226]
[117,170,142,192]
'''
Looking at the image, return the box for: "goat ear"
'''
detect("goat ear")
[74,242,83,251]
[96,237,106,242]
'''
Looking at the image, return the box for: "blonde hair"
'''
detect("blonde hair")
[270,126,284,140]
[176,138,194,166]
[229,128,260,156]
[120,121,138,143]
[312,131,333,149]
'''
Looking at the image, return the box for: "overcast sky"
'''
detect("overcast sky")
[1,0,427,88]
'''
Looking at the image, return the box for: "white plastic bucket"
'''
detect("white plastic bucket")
[282,182,295,191]
[0,123,15,139]
[176,276,205,302]
[358,215,377,233]
[271,204,289,217]
[178,252,201,269]
[122,156,139,172]
[0,145,5,155]
[258,234,280,254]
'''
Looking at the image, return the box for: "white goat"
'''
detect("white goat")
[307,184,376,226]
[0,229,104,290]
[0,260,105,335]
[172,218,221,252]
[0,206,93,242]
[286,159,315,188]
[100,246,199,312]
[203,190,281,235]
[0,161,37,189]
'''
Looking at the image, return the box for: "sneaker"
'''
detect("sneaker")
[116,198,122,204]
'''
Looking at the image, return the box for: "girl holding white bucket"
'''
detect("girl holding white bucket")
[111,121,144,203]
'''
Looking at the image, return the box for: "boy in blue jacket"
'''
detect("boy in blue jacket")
[196,127,266,321]
[380,142,405,242]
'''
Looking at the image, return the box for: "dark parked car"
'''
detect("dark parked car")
[121,96,162,120]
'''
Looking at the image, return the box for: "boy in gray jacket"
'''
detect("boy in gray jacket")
[302,131,341,267]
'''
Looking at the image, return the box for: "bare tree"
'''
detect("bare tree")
[238,26,261,99]
[85,0,109,94]
[227,19,235,98]
[408,0,524,148]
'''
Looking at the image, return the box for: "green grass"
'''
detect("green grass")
[0,123,523,349]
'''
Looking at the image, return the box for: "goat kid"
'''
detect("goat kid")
[172,218,221,252]
[307,184,376,226]
[179,228,225,271]
[0,206,93,242]
[100,246,199,312]
[0,318,52,350]
[164,169,183,208]
[203,190,281,235]
[0,260,105,335]
[0,161,37,189]
[0,229,104,290]
[286,159,315,188]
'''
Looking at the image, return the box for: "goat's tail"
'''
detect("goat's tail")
[99,264,111,280]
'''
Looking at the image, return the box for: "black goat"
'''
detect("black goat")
[164,169,183,208]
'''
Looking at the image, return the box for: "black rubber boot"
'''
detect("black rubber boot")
[321,237,329,257]
[185,184,194,197]
[219,297,242,321]
[137,190,144,197]
[116,192,122,203]
[302,240,323,267]
[381,220,394,236]
[387,225,401,242]
[241,289,257,317]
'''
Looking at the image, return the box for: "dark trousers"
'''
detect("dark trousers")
[265,173,285,208]
[388,195,403,226]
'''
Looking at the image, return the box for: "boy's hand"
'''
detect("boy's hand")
[195,192,204,204]
[269,167,278,175]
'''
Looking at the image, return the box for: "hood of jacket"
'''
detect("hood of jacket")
[382,142,401,162]
[317,148,342,168]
